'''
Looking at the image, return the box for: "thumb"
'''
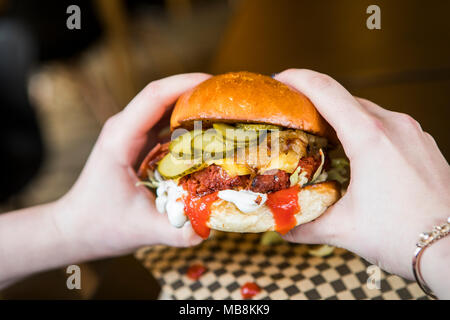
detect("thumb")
[102,73,211,164]
[282,196,353,248]
[141,204,203,247]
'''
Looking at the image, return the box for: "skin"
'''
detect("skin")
[0,70,448,299]
[275,69,450,299]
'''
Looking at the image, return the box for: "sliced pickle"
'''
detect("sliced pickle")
[169,131,198,159]
[236,123,281,131]
[232,129,259,145]
[213,123,259,145]
[157,153,203,179]
[193,129,235,160]
[212,123,235,139]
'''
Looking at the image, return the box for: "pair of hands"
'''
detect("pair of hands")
[54,70,449,284]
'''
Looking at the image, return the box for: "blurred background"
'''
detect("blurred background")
[0,0,448,299]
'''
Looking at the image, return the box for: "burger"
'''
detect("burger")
[137,72,341,239]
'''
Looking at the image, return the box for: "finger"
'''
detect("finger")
[282,199,352,248]
[166,222,204,248]
[423,132,449,167]
[354,97,389,117]
[143,208,203,247]
[424,131,438,146]
[356,97,423,135]
[275,69,377,156]
[118,73,211,145]
[180,222,204,247]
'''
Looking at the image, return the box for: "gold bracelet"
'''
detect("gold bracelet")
[412,217,450,300]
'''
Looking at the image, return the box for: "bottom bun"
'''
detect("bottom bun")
[207,181,340,233]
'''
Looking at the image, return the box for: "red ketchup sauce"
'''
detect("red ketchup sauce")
[184,192,219,239]
[266,185,300,235]
[241,282,261,299]
[186,264,207,280]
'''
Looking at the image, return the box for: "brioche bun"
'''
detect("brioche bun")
[171,71,337,143]
[208,181,340,233]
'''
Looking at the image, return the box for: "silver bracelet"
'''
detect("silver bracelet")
[412,217,450,299]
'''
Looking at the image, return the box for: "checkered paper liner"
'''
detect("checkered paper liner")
[135,232,429,300]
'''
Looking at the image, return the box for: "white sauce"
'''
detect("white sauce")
[154,171,268,228]
[218,190,267,213]
[155,172,187,228]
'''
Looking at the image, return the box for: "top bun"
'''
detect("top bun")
[171,71,336,142]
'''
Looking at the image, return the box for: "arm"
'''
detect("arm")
[0,73,210,289]
[420,235,450,299]
[0,202,79,289]
[275,69,450,299]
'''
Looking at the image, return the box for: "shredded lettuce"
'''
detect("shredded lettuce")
[327,158,350,185]
[308,245,335,257]
[260,231,284,245]
[136,180,159,188]
[331,158,349,167]
[289,166,301,186]
[314,171,328,183]
[290,166,308,187]
[311,148,325,182]
[305,133,328,150]
[135,169,161,189]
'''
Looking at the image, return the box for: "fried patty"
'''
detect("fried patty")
[249,169,290,193]
[179,165,250,197]
[142,143,323,197]
[179,165,295,196]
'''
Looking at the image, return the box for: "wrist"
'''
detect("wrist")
[370,210,449,282]
[419,234,450,299]
[50,197,105,264]
[0,200,93,284]
[52,194,136,262]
